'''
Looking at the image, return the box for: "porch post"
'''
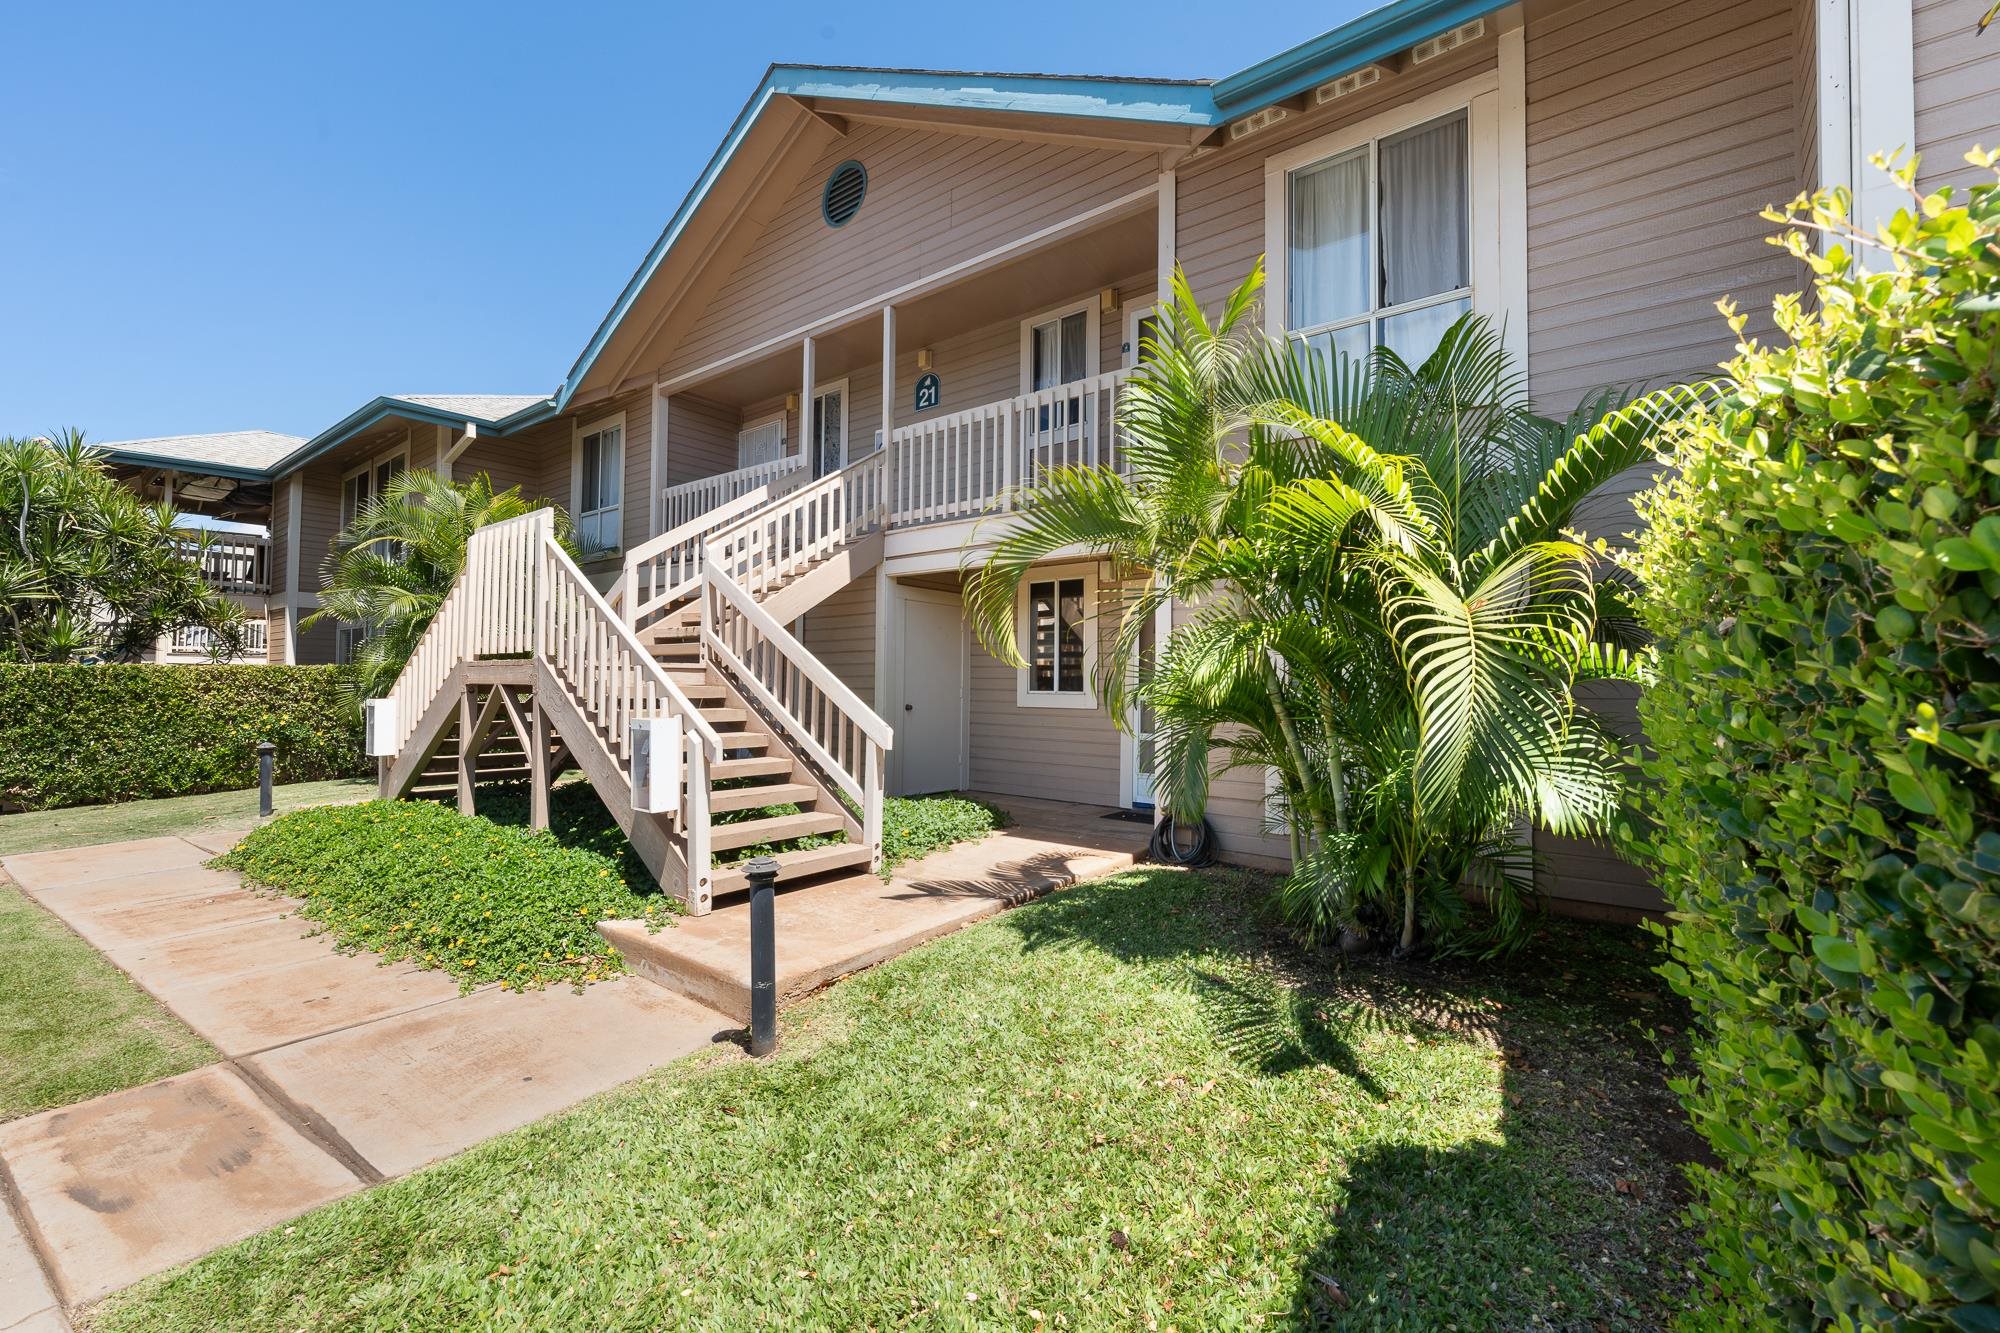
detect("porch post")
[650,388,670,537]
[880,306,895,449]
[529,688,550,831]
[456,687,477,816]
[800,335,816,469]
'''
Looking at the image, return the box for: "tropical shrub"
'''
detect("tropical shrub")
[967,264,1698,954]
[306,470,573,700]
[1625,156,2000,1326]
[0,431,250,662]
[0,664,367,810]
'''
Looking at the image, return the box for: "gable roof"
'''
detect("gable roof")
[553,0,1510,411]
[98,429,306,480]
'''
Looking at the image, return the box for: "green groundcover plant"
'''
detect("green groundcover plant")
[1626,155,2000,1327]
[0,664,367,811]
[218,793,669,992]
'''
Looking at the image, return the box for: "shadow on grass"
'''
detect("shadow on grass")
[1002,865,1704,1329]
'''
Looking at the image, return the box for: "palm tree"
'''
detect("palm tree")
[0,430,249,662]
[304,470,573,700]
[966,263,1709,953]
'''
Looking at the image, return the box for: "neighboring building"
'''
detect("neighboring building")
[99,429,299,663]
[106,0,2000,915]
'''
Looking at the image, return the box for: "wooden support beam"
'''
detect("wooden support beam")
[529,690,551,832]
[456,688,477,815]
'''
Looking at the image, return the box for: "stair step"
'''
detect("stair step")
[698,707,750,727]
[710,842,874,895]
[651,640,701,659]
[717,733,771,753]
[708,781,819,813]
[671,681,725,702]
[712,755,794,781]
[708,810,846,852]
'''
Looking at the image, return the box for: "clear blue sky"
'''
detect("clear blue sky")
[3,0,1369,444]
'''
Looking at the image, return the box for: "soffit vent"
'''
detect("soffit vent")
[1410,18,1485,65]
[1227,105,1290,142]
[1315,63,1389,104]
[821,160,868,227]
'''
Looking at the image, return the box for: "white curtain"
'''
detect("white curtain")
[1379,112,1468,306]
[1288,150,1368,330]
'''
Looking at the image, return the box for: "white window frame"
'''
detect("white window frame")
[1017,298,1101,396]
[1261,55,1527,373]
[736,410,788,470]
[571,411,626,554]
[1015,561,1099,710]
[811,377,850,476]
[1122,294,1160,372]
[339,440,410,530]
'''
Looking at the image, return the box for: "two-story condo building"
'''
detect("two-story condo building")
[115,0,2000,917]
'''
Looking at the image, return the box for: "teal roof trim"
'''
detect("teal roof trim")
[99,448,273,483]
[1210,0,1511,111]
[266,394,556,478]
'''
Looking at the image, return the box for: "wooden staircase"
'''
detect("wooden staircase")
[371,454,894,917]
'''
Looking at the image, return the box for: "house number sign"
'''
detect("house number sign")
[914,372,941,412]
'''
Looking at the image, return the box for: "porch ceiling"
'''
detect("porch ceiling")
[670,206,1155,410]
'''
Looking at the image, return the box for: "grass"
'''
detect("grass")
[0,777,375,856]
[95,865,1703,1329]
[0,875,215,1121]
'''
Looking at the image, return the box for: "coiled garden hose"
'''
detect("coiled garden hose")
[1149,813,1216,867]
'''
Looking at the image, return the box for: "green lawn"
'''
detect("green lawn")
[0,777,376,856]
[0,878,215,1121]
[95,866,1700,1329]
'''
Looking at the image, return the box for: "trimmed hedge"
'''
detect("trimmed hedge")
[1627,162,2000,1326]
[0,665,369,811]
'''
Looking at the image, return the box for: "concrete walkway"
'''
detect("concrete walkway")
[0,797,1150,1319]
[0,834,732,1315]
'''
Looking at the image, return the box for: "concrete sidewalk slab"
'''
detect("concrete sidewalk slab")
[181,830,249,856]
[0,1066,362,1303]
[0,1195,64,1330]
[0,837,213,894]
[101,914,337,992]
[246,979,729,1176]
[129,946,464,1059]
[37,878,285,954]
[601,796,1148,1020]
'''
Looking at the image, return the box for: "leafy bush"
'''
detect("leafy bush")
[1625,159,2000,1326]
[0,664,368,811]
[218,796,673,992]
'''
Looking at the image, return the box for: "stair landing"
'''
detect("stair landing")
[598,795,1150,1021]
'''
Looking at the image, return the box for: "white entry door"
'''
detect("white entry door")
[897,592,965,795]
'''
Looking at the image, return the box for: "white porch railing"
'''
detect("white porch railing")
[660,455,808,533]
[700,556,892,868]
[706,452,887,600]
[175,532,270,594]
[886,368,1132,527]
[167,617,268,659]
[618,482,789,634]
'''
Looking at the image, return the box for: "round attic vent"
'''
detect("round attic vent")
[821,160,868,227]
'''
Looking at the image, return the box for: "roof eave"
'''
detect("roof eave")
[1210,0,1511,112]
[99,449,276,483]
[268,396,553,479]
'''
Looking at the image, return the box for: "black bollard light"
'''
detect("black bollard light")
[743,855,780,1056]
[256,741,276,818]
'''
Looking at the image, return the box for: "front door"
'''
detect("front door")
[898,592,964,794]
[1129,604,1160,807]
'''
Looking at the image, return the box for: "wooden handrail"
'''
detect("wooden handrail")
[699,553,891,866]
[614,479,790,628]
[659,454,808,531]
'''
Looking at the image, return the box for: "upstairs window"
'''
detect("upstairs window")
[340,449,406,529]
[1287,108,1469,369]
[574,415,623,553]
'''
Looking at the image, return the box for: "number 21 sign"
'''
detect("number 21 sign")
[913,372,941,413]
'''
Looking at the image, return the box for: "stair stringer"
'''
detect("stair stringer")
[529,659,701,911]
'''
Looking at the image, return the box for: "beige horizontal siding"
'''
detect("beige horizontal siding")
[799,573,876,708]
[1526,0,1799,412]
[1915,0,2000,194]
[1528,0,1800,412]
[661,124,1160,383]
[1794,0,1819,199]
[265,608,287,663]
[666,395,739,487]
[267,477,291,597]
[452,435,544,499]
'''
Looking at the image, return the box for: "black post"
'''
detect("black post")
[256,741,276,818]
[744,855,779,1056]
